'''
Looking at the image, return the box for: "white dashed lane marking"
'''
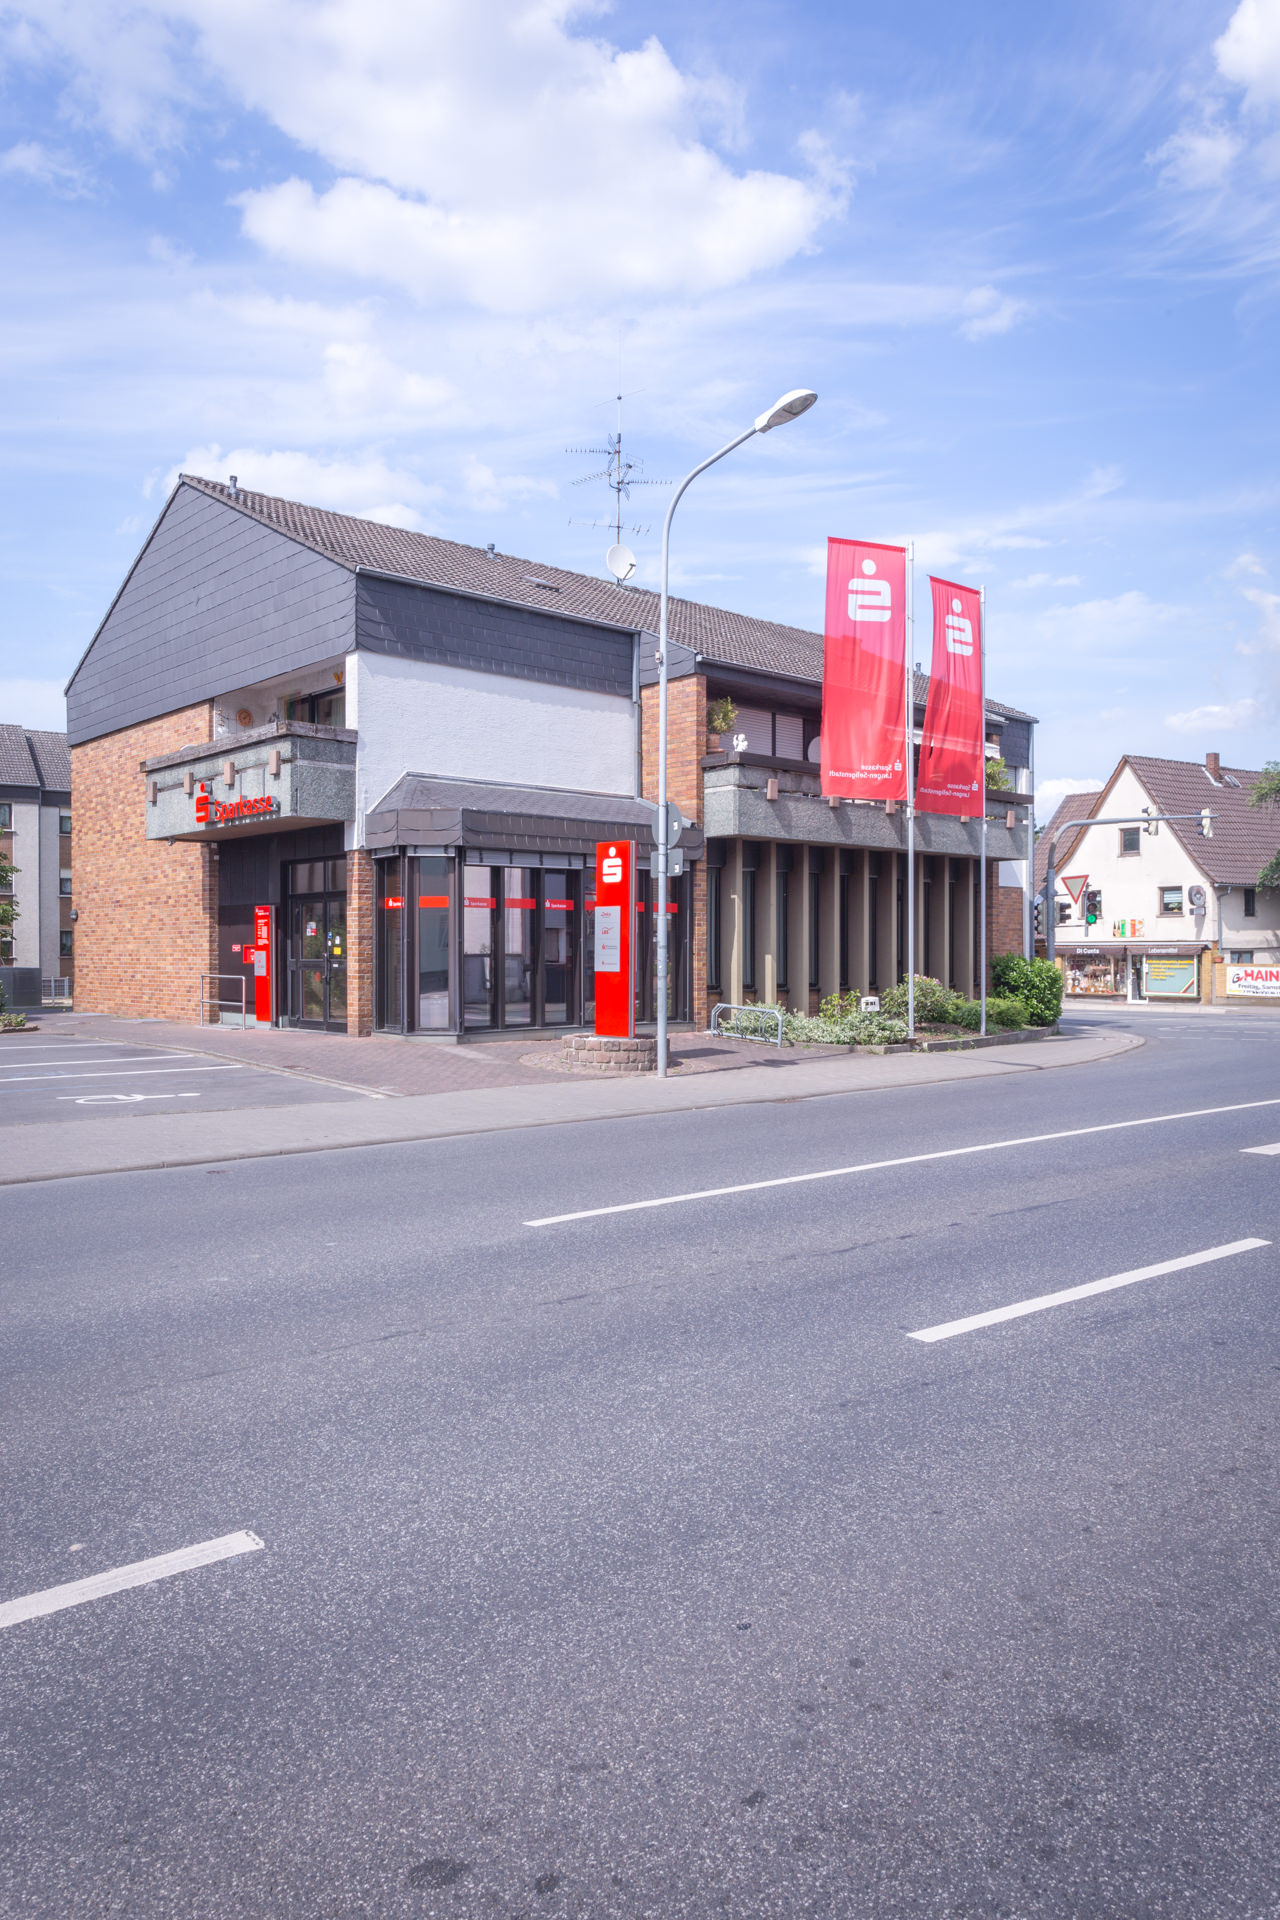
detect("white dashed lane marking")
[0,1532,265,1630]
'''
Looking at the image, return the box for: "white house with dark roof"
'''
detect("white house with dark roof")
[66,475,1037,1036]
[1040,751,1280,1000]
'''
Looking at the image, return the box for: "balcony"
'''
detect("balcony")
[701,751,1032,862]
[143,721,356,842]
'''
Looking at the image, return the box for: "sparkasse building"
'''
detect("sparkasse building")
[67,476,1036,1037]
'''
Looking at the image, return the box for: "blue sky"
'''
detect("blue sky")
[3,0,1280,812]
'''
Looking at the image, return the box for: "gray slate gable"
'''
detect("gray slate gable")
[66,485,353,747]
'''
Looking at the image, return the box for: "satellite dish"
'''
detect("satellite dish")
[606,542,636,583]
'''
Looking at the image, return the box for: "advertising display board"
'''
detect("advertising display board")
[1144,954,1198,998]
[1227,963,1280,997]
[252,904,273,1023]
[593,840,635,1037]
[916,577,984,815]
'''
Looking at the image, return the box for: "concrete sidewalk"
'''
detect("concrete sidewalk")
[0,1027,1141,1185]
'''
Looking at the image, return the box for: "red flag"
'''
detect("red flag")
[917,578,984,815]
[820,538,908,802]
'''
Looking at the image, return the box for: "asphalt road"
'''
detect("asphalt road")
[2,1004,1279,1918]
[0,1034,372,1125]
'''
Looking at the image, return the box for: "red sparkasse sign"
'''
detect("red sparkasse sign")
[916,577,984,816]
[820,538,908,802]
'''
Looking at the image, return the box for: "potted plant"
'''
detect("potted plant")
[706,696,737,751]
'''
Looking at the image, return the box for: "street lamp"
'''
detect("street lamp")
[654,388,818,1078]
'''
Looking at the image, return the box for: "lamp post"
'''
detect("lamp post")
[655,388,818,1079]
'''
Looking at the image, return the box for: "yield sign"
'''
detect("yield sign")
[1061,873,1088,905]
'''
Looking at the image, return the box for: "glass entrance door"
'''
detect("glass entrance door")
[288,894,348,1030]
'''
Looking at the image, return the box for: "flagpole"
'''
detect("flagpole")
[979,582,988,1037]
[906,542,916,1037]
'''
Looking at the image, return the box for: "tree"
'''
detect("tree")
[1248,762,1280,889]
[985,755,1013,792]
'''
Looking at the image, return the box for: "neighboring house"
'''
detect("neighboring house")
[0,724,73,987]
[1037,751,1280,1000]
[66,475,1036,1036]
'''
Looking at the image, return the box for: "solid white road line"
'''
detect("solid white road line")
[1243,1143,1280,1156]
[907,1238,1270,1344]
[56,1092,203,1103]
[525,1096,1280,1227]
[0,1064,245,1083]
[0,1530,264,1630]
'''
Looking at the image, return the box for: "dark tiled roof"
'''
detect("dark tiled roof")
[0,724,69,791]
[180,475,1036,720]
[1035,790,1102,890]
[1125,755,1279,886]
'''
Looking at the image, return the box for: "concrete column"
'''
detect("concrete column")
[795,848,816,1012]
[818,846,841,1000]
[726,838,745,1005]
[760,842,779,1004]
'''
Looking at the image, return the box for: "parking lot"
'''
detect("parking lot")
[0,1033,375,1127]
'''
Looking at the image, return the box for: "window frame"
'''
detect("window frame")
[58,811,72,837]
[1158,885,1184,916]
[1119,827,1140,856]
[1244,887,1257,918]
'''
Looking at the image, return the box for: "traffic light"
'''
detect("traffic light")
[1033,895,1044,937]
[1085,888,1101,925]
[1200,808,1214,839]
[1142,806,1159,836]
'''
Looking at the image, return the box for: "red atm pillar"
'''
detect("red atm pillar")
[593,840,635,1037]
[252,904,274,1025]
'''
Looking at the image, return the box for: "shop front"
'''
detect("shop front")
[364,776,700,1038]
[1059,942,1204,1001]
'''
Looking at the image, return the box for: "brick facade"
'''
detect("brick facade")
[988,879,1024,980]
[71,703,218,1022]
[346,849,375,1037]
[640,673,711,1025]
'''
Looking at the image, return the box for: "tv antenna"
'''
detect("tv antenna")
[566,388,667,582]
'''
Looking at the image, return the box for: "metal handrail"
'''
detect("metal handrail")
[200,972,248,1027]
[709,1001,785,1046]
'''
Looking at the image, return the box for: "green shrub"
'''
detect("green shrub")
[714,1005,786,1042]
[880,974,962,1024]
[785,1009,909,1047]
[990,953,1062,1026]
[706,696,738,737]
[986,994,1028,1030]
[950,997,982,1031]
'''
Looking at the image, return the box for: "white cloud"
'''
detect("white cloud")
[1029,589,1181,654]
[1226,549,1268,576]
[1150,120,1243,192]
[1241,583,1280,644]
[1035,775,1105,819]
[1216,0,1280,108]
[0,677,68,730]
[461,455,556,514]
[959,285,1030,341]
[13,0,845,312]
[164,445,444,526]
[1010,572,1081,589]
[0,140,92,194]
[1165,696,1265,732]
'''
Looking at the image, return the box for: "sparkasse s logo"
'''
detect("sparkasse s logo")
[848,557,891,625]
[945,597,973,655]
[195,783,210,824]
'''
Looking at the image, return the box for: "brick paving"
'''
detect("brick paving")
[38,1013,843,1097]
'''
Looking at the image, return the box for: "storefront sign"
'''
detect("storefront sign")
[1227,963,1280,997]
[594,839,635,1037]
[545,897,573,912]
[464,895,495,910]
[382,896,404,909]
[1145,955,1198,998]
[418,895,449,909]
[820,538,908,802]
[194,783,279,828]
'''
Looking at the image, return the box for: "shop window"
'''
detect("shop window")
[541,870,577,1026]
[59,812,71,837]
[463,866,497,1028]
[288,858,347,896]
[416,855,452,1031]
[777,867,790,988]
[376,857,404,1031]
[59,871,72,896]
[1159,886,1183,915]
[285,689,346,728]
[707,867,722,990]
[60,929,73,958]
[503,869,535,1026]
[1244,888,1257,918]
[741,869,757,989]
[1119,827,1140,855]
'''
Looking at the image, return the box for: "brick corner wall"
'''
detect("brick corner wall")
[987,876,1025,983]
[71,703,217,1022]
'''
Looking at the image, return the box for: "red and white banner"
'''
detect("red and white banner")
[820,538,908,802]
[916,577,984,816]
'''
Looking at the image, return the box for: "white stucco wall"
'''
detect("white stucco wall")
[9,799,42,969]
[351,651,637,843]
